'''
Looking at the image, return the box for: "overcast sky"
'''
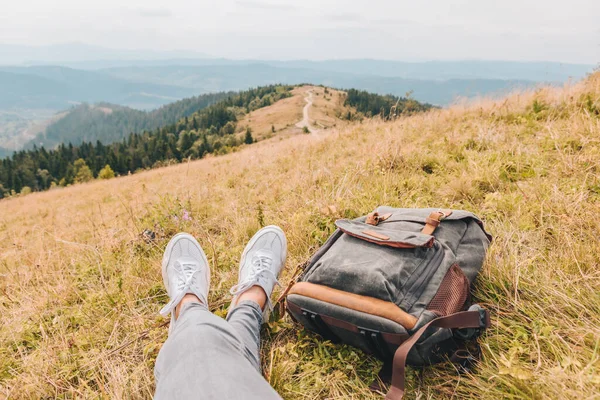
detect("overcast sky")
[1,0,599,64]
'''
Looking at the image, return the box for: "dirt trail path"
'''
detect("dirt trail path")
[295,89,320,137]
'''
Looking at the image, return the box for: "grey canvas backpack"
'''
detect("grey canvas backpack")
[282,207,492,399]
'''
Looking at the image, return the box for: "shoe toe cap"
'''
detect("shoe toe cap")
[165,235,207,269]
[255,231,285,254]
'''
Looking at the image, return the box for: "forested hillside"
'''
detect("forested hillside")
[0,85,295,196]
[343,88,434,119]
[26,91,234,150]
[0,84,441,197]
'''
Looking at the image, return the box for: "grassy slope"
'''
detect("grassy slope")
[237,85,351,141]
[1,75,599,399]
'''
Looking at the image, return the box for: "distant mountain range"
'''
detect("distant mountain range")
[0,66,198,110]
[0,45,595,154]
[0,63,557,114]
[2,43,594,82]
[98,64,537,105]
[98,59,593,83]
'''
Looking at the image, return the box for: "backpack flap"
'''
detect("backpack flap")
[334,219,436,249]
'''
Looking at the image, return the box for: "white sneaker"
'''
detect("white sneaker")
[229,225,287,320]
[159,233,210,333]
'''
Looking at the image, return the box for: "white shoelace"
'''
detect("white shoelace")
[159,260,202,317]
[230,255,281,309]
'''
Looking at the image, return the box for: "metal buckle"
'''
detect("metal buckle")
[437,210,450,220]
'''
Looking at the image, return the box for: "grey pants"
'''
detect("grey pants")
[154,301,282,399]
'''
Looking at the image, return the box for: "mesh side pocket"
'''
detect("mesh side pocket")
[427,264,469,316]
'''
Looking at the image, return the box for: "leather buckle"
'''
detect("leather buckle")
[366,212,392,226]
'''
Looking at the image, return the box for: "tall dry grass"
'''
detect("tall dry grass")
[1,74,599,399]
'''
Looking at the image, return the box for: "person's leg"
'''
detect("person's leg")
[227,226,287,371]
[225,287,268,370]
[154,298,282,399]
[153,233,282,400]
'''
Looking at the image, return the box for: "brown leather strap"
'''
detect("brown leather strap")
[421,210,453,235]
[385,309,490,400]
[366,212,393,226]
[362,230,390,240]
[275,261,308,317]
[366,212,380,226]
[289,282,418,329]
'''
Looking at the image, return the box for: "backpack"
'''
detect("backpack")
[281,207,492,399]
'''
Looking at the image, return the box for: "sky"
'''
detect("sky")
[1,0,599,64]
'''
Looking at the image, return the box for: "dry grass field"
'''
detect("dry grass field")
[1,74,599,399]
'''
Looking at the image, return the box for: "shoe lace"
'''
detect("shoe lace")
[230,255,281,300]
[159,261,201,317]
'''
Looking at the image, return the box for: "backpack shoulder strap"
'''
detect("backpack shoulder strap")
[386,309,490,400]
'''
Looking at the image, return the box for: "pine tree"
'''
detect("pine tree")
[244,127,254,144]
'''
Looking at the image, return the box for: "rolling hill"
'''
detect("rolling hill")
[0,84,432,195]
[24,91,234,150]
[0,73,598,399]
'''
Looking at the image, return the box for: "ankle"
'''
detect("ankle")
[175,293,202,319]
[235,285,268,310]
